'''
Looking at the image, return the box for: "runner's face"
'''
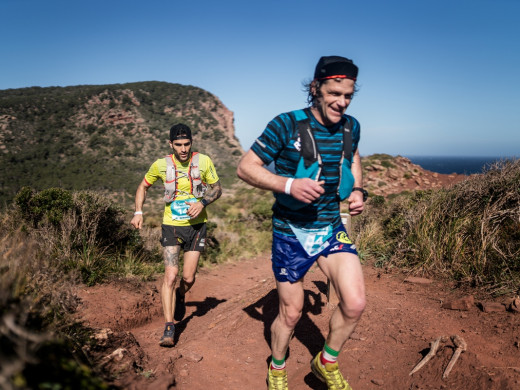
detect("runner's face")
[311,78,355,127]
[169,138,192,162]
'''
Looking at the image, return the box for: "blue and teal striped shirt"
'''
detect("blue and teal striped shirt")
[251,108,360,236]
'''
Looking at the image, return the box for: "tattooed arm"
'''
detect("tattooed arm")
[185,180,222,219]
[202,181,222,204]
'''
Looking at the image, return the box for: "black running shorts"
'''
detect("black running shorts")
[161,223,206,252]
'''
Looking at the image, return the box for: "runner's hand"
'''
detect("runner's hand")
[131,214,143,229]
[290,179,325,203]
[186,201,204,218]
[347,191,364,216]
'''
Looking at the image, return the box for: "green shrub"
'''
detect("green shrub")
[12,187,160,286]
[251,198,273,221]
[371,195,385,207]
[15,186,74,227]
[380,160,395,169]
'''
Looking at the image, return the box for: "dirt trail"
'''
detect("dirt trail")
[78,255,520,389]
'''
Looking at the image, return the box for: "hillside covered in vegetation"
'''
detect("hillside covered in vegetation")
[0,82,243,205]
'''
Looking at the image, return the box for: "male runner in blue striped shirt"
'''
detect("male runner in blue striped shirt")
[237,56,367,390]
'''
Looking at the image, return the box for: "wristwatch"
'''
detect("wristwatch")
[200,199,209,207]
[352,187,368,202]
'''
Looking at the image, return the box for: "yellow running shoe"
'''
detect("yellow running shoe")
[267,366,288,390]
[311,352,353,390]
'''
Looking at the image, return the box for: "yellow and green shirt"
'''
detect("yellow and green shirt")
[144,153,219,226]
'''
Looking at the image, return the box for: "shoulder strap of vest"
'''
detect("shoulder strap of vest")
[296,109,353,165]
[342,116,353,164]
[164,155,177,203]
[189,152,199,195]
[294,109,319,169]
[189,152,200,179]
[165,155,175,181]
[298,117,319,169]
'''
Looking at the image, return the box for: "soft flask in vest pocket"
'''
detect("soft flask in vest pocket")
[338,159,355,200]
[275,158,320,211]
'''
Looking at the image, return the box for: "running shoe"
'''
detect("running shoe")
[159,324,175,347]
[267,366,288,390]
[174,288,186,321]
[311,352,352,390]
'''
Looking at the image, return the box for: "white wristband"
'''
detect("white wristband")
[285,178,294,195]
[134,211,143,215]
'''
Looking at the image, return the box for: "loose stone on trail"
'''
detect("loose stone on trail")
[403,277,432,285]
[441,295,475,311]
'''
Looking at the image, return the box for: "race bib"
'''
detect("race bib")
[170,199,197,220]
[288,223,332,256]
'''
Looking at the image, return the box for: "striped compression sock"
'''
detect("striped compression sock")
[271,356,286,370]
[321,343,339,366]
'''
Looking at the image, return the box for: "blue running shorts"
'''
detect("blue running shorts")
[271,224,358,283]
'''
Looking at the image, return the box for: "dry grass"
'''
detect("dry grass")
[0,223,101,389]
[355,159,520,296]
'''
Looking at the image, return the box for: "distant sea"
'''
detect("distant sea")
[405,156,516,175]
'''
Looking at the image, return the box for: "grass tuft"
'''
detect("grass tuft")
[355,158,520,296]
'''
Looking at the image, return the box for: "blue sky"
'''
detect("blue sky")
[1,0,519,157]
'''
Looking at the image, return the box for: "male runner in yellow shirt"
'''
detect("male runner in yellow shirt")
[131,123,222,346]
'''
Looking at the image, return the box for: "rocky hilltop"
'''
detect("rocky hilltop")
[0,82,243,204]
[362,154,467,197]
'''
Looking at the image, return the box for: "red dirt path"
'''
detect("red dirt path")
[78,255,520,389]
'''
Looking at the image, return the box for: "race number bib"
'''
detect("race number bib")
[288,223,333,256]
[170,199,197,220]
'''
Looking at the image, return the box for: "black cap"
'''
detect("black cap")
[169,123,192,141]
[314,56,358,81]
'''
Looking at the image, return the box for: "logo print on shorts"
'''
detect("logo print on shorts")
[336,231,352,244]
[330,244,344,252]
[279,268,288,276]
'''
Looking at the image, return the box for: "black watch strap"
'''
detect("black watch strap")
[200,199,209,207]
[352,187,368,202]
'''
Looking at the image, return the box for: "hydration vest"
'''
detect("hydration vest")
[275,109,355,210]
[163,152,207,203]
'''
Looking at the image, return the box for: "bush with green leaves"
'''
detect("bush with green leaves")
[12,187,160,286]
[15,186,73,227]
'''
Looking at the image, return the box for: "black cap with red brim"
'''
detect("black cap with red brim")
[314,56,358,81]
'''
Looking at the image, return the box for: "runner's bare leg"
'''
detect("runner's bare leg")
[178,250,200,295]
[317,252,366,351]
[270,279,304,360]
[162,245,180,322]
